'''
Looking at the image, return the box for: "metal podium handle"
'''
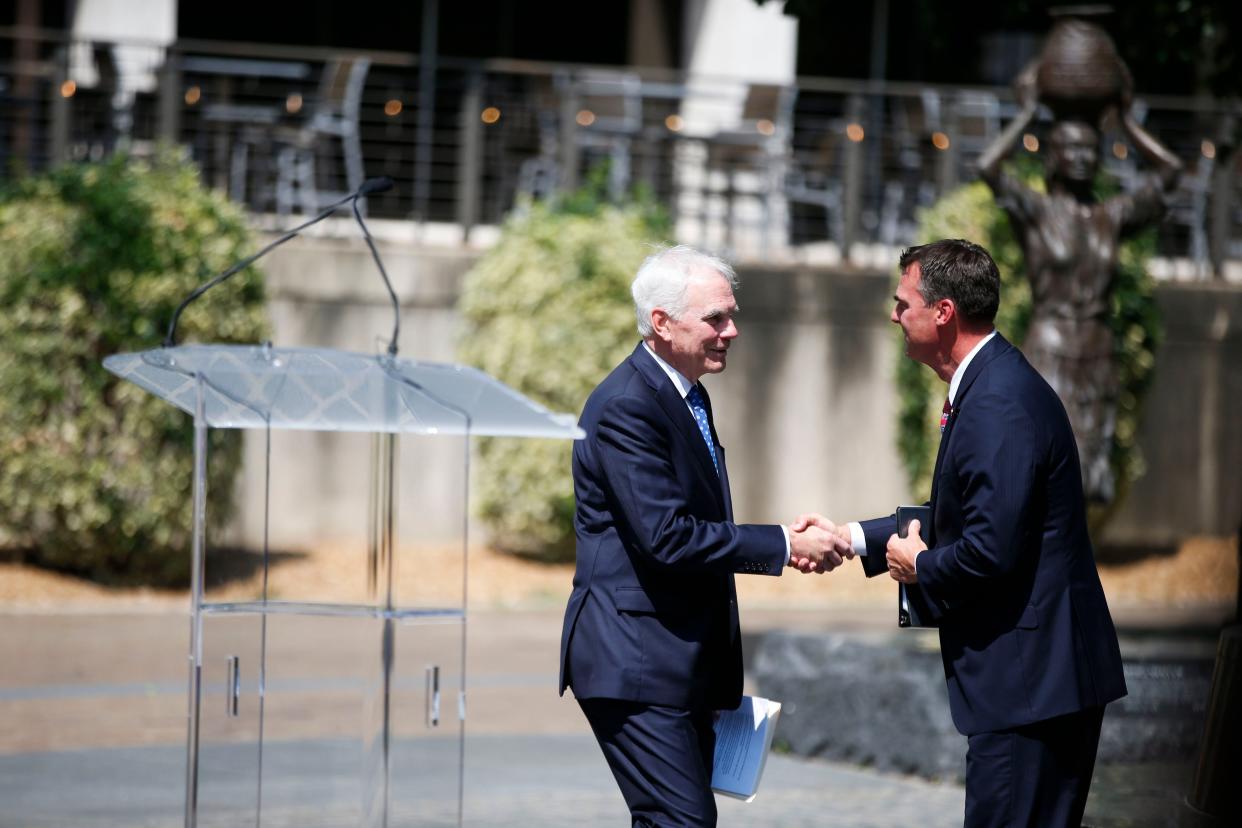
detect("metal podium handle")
[226,656,240,717]
[425,665,440,727]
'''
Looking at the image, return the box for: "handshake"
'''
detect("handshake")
[785,513,854,574]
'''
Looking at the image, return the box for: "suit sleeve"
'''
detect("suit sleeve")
[916,392,1040,605]
[858,515,897,578]
[593,393,786,574]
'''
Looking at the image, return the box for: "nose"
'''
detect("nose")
[890,306,900,324]
[721,318,739,340]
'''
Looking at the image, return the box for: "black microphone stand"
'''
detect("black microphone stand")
[163,177,399,354]
[352,194,400,357]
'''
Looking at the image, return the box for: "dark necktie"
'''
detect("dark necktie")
[685,385,719,475]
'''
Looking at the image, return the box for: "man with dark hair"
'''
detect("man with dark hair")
[798,238,1126,827]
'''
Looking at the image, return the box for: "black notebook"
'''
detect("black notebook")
[895,505,945,628]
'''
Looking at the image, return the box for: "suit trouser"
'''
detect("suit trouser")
[964,705,1106,828]
[578,697,717,828]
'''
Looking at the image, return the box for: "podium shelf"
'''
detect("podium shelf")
[201,600,466,622]
[104,344,585,437]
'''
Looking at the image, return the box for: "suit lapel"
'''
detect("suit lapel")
[718,446,734,521]
[699,384,733,519]
[628,345,727,510]
[928,334,1011,506]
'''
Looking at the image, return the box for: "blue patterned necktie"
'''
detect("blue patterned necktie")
[685,385,719,475]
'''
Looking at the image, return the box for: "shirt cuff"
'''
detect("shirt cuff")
[848,522,868,557]
[780,525,791,565]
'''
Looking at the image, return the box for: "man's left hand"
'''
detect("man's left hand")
[885,519,926,584]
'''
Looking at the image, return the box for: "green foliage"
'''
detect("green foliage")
[898,172,1161,519]
[458,176,669,560]
[0,150,267,584]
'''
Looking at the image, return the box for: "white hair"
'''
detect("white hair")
[631,245,738,337]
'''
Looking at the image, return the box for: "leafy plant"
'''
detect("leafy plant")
[457,173,669,560]
[897,172,1160,526]
[0,150,266,584]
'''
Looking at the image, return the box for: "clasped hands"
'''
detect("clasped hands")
[786,514,927,583]
[786,514,853,574]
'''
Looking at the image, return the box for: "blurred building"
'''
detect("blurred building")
[2,0,1236,268]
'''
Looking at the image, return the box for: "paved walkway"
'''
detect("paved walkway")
[0,734,968,827]
[0,607,1225,826]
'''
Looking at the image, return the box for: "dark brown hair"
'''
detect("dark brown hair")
[898,239,1000,326]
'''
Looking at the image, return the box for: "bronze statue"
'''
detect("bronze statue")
[978,13,1181,504]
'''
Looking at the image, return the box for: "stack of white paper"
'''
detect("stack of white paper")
[711,695,782,802]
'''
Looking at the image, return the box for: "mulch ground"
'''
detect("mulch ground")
[2,535,1236,614]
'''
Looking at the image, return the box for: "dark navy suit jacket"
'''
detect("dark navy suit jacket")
[559,343,786,711]
[860,334,1126,735]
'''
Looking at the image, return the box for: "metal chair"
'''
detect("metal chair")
[1168,154,1214,271]
[704,83,798,255]
[571,70,644,197]
[274,56,371,215]
[785,121,846,250]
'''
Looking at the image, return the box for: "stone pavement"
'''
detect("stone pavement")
[0,734,967,827]
[0,606,1227,826]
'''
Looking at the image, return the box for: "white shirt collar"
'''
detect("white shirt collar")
[642,341,694,399]
[948,330,998,405]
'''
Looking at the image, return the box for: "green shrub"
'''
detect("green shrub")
[457,180,668,560]
[0,150,266,584]
[898,174,1160,524]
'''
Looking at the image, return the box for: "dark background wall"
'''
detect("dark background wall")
[9,2,1233,95]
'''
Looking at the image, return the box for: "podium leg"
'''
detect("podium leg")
[185,403,209,827]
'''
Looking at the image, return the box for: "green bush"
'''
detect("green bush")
[458,180,669,560]
[897,174,1160,524]
[0,150,266,584]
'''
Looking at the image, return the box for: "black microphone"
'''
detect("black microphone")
[358,176,395,196]
[163,177,398,349]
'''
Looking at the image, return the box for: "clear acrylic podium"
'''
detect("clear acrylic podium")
[104,344,583,827]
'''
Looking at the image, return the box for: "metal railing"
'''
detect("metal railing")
[2,28,1239,271]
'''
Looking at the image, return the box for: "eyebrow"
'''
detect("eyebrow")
[702,304,739,318]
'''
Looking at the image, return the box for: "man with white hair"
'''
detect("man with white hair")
[559,245,849,826]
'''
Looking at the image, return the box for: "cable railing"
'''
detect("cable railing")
[2,28,1239,272]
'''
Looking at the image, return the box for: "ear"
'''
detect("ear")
[933,298,956,327]
[651,309,675,342]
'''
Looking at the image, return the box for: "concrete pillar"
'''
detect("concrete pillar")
[70,0,177,142]
[675,0,798,259]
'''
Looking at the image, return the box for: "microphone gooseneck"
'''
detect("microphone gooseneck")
[163,178,400,350]
[352,194,400,356]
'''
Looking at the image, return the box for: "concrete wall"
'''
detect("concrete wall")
[223,234,1242,551]
[1106,284,1242,547]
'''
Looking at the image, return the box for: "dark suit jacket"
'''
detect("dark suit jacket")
[559,343,786,710]
[859,334,1126,735]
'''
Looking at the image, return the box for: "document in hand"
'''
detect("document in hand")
[711,695,782,802]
